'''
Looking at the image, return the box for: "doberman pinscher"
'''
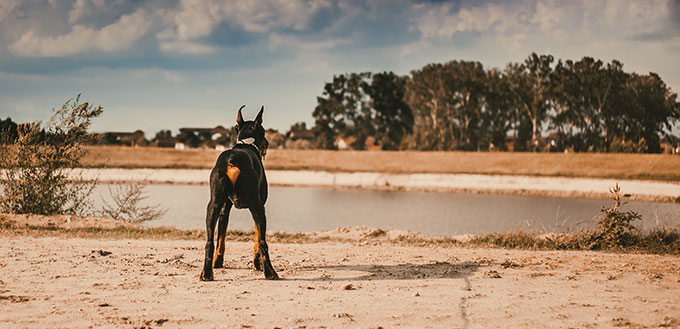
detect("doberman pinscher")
[200,105,278,281]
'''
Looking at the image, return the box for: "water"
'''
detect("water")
[93,184,680,237]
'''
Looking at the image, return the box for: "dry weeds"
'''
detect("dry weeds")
[2,214,677,255]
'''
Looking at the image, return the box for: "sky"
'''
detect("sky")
[1,0,679,136]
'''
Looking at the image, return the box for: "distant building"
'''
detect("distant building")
[288,129,314,141]
[103,130,147,147]
[660,135,680,155]
[265,131,285,149]
[153,137,177,148]
[364,136,381,151]
[334,136,357,150]
[179,126,229,140]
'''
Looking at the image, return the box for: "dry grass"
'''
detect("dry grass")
[83,146,680,181]
[2,215,677,255]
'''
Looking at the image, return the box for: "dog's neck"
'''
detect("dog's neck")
[236,137,260,155]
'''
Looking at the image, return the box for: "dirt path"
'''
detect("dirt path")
[1,236,679,328]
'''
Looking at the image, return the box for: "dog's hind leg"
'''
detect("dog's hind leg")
[252,224,262,271]
[212,201,232,269]
[200,188,226,281]
[249,205,279,280]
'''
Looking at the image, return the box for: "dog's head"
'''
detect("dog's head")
[235,105,269,159]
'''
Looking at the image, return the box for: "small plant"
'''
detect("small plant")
[99,182,167,223]
[590,183,641,249]
[0,95,102,215]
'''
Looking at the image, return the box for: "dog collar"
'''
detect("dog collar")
[236,137,259,154]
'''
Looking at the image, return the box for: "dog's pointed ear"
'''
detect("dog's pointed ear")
[255,106,264,125]
[236,105,246,126]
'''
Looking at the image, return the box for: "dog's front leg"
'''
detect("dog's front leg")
[249,206,279,280]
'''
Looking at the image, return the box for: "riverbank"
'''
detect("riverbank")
[74,168,680,202]
[1,215,678,328]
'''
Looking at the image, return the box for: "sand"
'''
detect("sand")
[1,232,679,328]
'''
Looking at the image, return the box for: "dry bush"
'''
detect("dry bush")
[99,182,167,223]
[590,183,641,249]
[0,95,102,215]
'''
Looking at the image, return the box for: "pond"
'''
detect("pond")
[93,184,680,237]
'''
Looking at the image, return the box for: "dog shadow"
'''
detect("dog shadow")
[285,261,482,282]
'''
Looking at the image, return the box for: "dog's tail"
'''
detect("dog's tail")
[226,160,240,185]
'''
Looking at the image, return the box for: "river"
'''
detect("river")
[94,184,680,237]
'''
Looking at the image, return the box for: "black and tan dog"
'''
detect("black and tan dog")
[200,105,278,281]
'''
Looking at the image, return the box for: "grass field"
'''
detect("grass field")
[83,146,680,181]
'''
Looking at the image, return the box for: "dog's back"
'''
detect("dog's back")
[210,145,267,209]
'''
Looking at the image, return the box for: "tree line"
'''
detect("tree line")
[311,53,680,153]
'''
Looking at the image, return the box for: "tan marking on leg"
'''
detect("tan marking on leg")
[226,164,240,185]
[252,226,262,271]
[212,233,225,267]
[253,226,260,253]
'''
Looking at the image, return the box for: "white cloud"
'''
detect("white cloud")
[158,40,218,55]
[68,0,90,24]
[8,9,152,57]
[415,0,679,49]
[157,0,334,54]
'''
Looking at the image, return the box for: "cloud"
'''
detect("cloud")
[156,0,335,54]
[158,40,218,55]
[414,0,680,51]
[69,0,91,24]
[9,8,152,58]
[268,32,350,51]
[0,0,19,23]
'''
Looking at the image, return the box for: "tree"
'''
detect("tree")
[551,57,625,152]
[312,72,412,150]
[365,72,413,150]
[405,60,488,151]
[176,130,200,148]
[483,68,518,150]
[312,73,370,149]
[551,57,678,153]
[0,117,18,144]
[288,121,307,132]
[154,129,172,139]
[517,53,555,151]
[620,72,680,153]
[405,63,456,150]
[446,61,487,150]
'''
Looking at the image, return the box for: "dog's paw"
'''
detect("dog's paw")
[265,269,279,280]
[200,269,213,281]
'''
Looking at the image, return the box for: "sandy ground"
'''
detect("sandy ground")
[73,168,680,202]
[1,233,679,329]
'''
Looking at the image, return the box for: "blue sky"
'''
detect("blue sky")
[1,0,679,136]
